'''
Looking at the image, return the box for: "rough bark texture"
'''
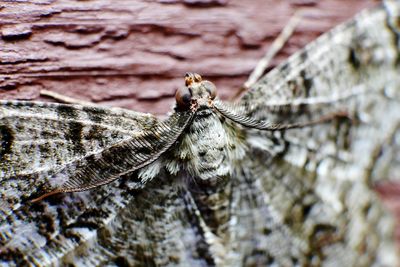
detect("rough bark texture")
[1,0,399,247]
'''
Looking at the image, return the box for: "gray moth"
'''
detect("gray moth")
[1,1,400,266]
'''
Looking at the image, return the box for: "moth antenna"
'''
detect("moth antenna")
[31,110,194,203]
[213,99,348,130]
[31,189,63,203]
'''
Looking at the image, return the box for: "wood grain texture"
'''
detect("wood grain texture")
[0,0,377,114]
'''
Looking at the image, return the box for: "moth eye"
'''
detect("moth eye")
[203,81,217,100]
[185,73,192,86]
[175,87,192,109]
[194,73,202,82]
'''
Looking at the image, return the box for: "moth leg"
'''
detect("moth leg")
[232,11,303,100]
[40,89,98,106]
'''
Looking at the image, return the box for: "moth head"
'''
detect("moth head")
[175,72,217,111]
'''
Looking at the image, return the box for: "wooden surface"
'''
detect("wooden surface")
[1,0,377,114]
[1,0,398,245]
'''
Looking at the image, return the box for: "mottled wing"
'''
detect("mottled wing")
[0,100,193,266]
[209,1,400,180]
[225,2,400,182]
[0,100,192,200]
[215,2,400,131]
[240,2,400,122]
[1,171,213,267]
[230,154,397,266]
[30,174,218,267]
[214,4,400,179]
[224,2,400,266]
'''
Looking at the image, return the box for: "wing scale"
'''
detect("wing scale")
[33,109,193,201]
[0,100,193,205]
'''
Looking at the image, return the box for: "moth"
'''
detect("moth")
[1,1,400,267]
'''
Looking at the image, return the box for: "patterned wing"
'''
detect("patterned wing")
[217,2,400,182]
[0,170,216,266]
[228,153,399,266]
[0,100,192,204]
[222,2,400,266]
[28,174,219,267]
[0,100,193,266]
[215,2,400,134]
[211,2,400,266]
[239,2,400,121]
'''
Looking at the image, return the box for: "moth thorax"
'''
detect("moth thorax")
[180,111,235,184]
